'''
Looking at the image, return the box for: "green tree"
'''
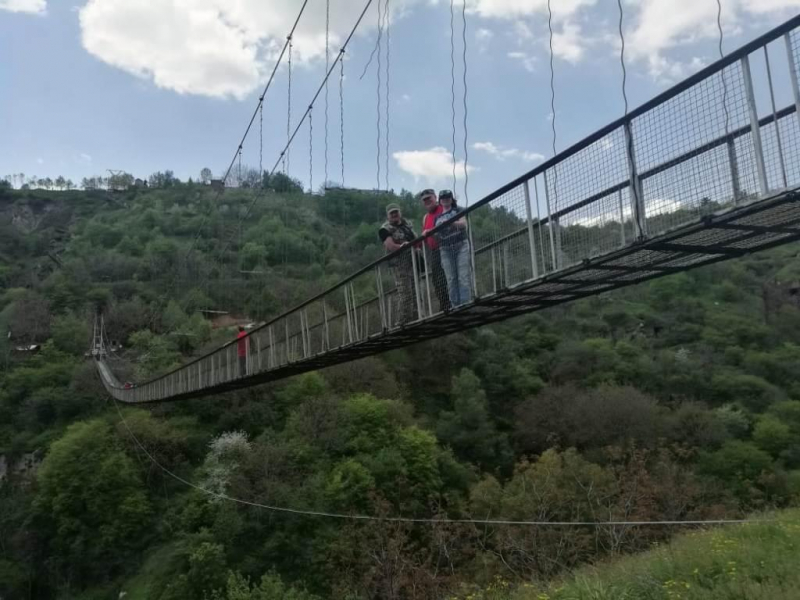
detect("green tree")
[161,538,228,600]
[710,371,784,411]
[162,299,188,331]
[753,415,793,458]
[51,312,90,355]
[217,570,319,600]
[699,440,774,503]
[33,419,151,582]
[129,329,181,378]
[437,369,512,472]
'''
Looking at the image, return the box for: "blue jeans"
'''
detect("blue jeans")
[440,241,473,307]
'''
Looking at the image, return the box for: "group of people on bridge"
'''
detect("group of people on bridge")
[229,188,474,380]
[378,189,473,325]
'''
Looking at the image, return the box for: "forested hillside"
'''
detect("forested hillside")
[2,180,800,599]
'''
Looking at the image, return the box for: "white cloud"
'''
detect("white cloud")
[744,0,800,13]
[473,141,501,154]
[552,21,584,63]
[468,0,596,20]
[513,21,534,41]
[473,141,544,163]
[476,27,494,41]
[476,27,494,53]
[78,153,93,164]
[626,0,800,83]
[474,0,595,63]
[78,0,423,99]
[393,147,476,183]
[648,55,707,85]
[0,0,46,14]
[507,50,538,72]
[36,157,44,165]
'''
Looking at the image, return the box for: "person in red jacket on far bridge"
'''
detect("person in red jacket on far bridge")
[237,325,248,377]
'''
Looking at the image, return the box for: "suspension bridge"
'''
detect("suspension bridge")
[95,13,800,404]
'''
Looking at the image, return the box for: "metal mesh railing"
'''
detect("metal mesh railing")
[99,15,800,403]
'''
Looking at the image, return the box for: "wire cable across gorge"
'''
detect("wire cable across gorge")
[113,398,772,527]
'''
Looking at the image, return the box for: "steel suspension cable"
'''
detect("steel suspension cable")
[461,0,469,205]
[547,0,559,210]
[309,107,314,192]
[340,56,346,187]
[385,0,391,191]
[211,0,376,265]
[269,0,377,178]
[286,36,293,175]
[376,0,383,190]
[212,0,310,192]
[547,0,557,159]
[142,0,310,329]
[237,146,242,186]
[259,101,264,183]
[617,0,629,116]
[325,0,330,186]
[717,0,730,137]
[450,0,457,193]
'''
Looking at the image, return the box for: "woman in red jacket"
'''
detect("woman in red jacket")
[236,325,248,377]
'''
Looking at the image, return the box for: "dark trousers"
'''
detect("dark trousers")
[239,356,247,377]
[429,248,451,313]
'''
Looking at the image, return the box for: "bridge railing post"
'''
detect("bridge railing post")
[543,170,558,271]
[284,320,291,363]
[420,245,434,317]
[553,217,563,269]
[246,334,251,375]
[269,326,275,368]
[305,309,312,357]
[299,312,307,359]
[726,136,742,204]
[786,33,800,137]
[742,54,769,196]
[344,285,354,343]
[410,246,424,321]
[502,243,510,289]
[617,189,626,247]
[523,179,540,279]
[764,45,788,188]
[623,121,646,240]
[322,302,331,350]
[375,267,387,331]
[466,214,479,301]
[491,246,498,293]
[350,283,360,340]
[257,332,262,372]
[533,176,547,270]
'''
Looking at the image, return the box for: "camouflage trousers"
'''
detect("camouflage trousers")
[393,258,418,326]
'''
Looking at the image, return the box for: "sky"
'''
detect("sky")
[2,0,800,202]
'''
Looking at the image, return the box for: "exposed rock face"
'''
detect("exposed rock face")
[11,201,53,233]
[0,452,41,487]
[15,452,41,480]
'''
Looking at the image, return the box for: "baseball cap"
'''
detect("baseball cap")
[438,189,454,200]
[417,188,436,201]
[385,203,401,215]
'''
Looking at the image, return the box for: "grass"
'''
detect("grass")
[455,508,800,600]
